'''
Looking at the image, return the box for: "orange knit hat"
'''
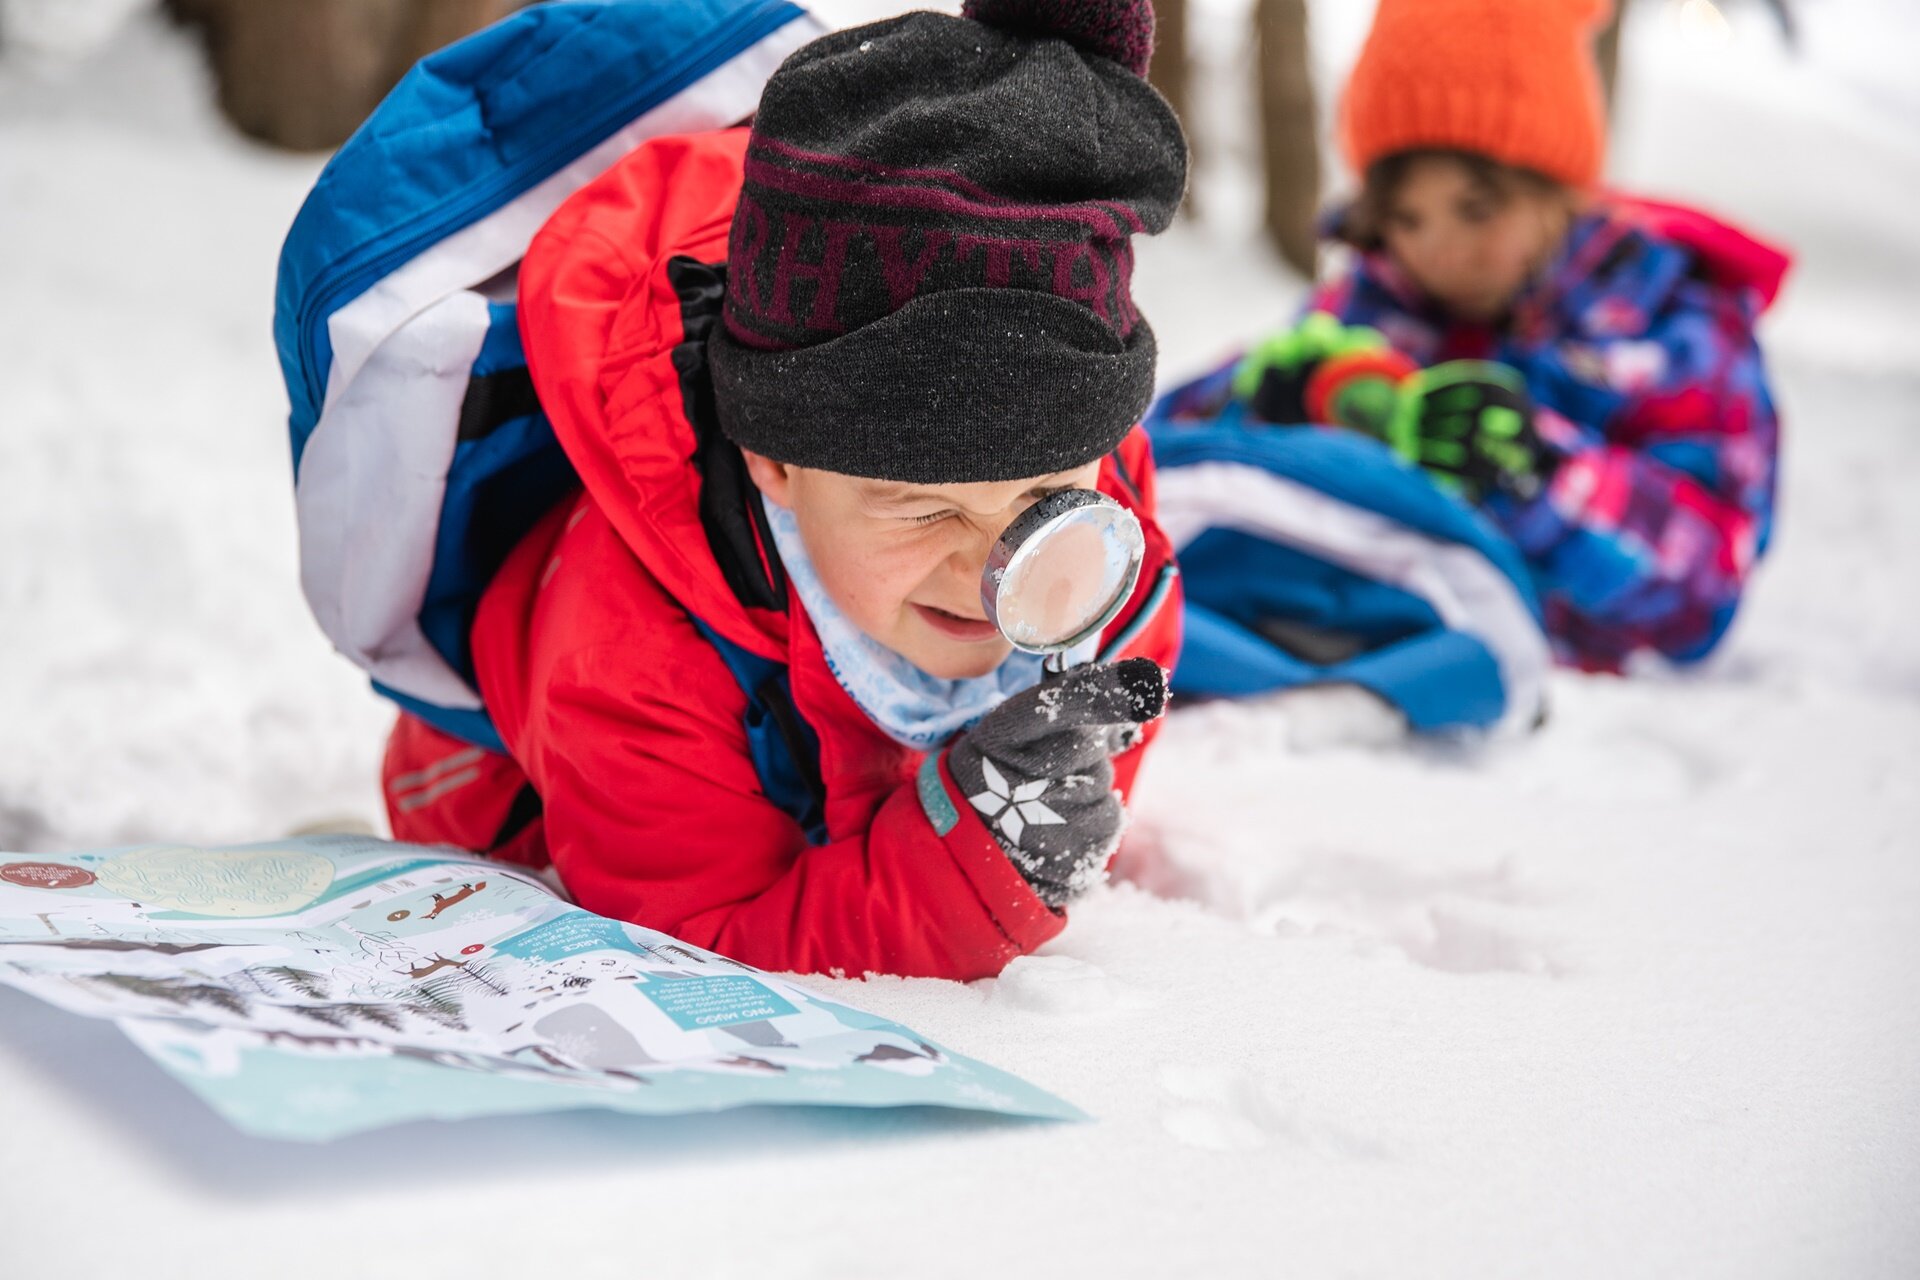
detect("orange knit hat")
[1340,0,1613,188]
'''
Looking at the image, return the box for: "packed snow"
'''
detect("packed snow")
[2,2,1916,1277]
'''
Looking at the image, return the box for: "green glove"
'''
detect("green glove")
[1388,361,1552,504]
[1232,312,1390,424]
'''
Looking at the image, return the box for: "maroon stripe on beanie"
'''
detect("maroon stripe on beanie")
[720,219,1139,345]
[724,187,1139,337]
[871,225,952,310]
[716,306,803,352]
[742,153,1132,242]
[751,137,1145,234]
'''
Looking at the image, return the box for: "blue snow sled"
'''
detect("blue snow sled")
[1147,416,1550,734]
[273,0,821,752]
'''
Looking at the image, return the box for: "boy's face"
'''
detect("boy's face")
[742,453,1104,679]
[1380,155,1573,322]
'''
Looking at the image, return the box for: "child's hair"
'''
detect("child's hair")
[1337,148,1572,252]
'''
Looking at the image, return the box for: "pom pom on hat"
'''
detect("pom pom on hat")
[961,0,1157,77]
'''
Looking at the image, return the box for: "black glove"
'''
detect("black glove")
[1387,360,1555,504]
[946,657,1168,908]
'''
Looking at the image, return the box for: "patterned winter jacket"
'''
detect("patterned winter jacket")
[1161,195,1790,671]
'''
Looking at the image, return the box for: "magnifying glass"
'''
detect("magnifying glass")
[982,490,1146,675]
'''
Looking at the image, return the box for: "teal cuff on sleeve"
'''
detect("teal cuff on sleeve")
[917,752,960,837]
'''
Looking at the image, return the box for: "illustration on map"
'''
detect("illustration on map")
[0,836,1081,1140]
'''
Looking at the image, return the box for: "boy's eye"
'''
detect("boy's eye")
[906,510,954,526]
[1457,199,1495,224]
[1388,211,1421,234]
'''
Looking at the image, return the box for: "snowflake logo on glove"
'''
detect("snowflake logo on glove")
[966,758,1065,847]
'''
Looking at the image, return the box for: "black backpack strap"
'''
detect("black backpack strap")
[457,368,544,443]
[668,254,825,841]
[488,780,544,853]
[668,254,787,610]
[687,615,830,845]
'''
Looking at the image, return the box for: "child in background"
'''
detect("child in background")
[1155,0,1789,671]
[381,0,1186,979]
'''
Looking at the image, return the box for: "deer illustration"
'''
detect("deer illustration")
[423,880,486,920]
[405,954,468,980]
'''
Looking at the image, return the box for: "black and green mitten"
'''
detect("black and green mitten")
[1232,312,1392,425]
[1388,360,1554,504]
[946,658,1168,908]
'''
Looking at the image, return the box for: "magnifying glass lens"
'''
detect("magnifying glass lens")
[983,490,1146,657]
[997,518,1128,648]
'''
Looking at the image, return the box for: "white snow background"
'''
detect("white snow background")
[2,1,1917,1276]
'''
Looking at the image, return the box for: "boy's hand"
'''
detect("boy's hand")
[1232,312,1390,425]
[1388,360,1553,503]
[946,657,1168,908]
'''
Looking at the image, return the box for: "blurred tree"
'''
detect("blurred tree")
[1596,3,1623,107]
[1147,0,1318,275]
[1598,1,1795,113]
[1152,0,1803,281]
[1146,0,1191,208]
[1255,0,1317,276]
[165,0,526,151]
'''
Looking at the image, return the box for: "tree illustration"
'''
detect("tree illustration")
[89,973,252,1018]
[262,965,332,1001]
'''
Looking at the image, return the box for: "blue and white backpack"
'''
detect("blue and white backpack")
[1149,417,1551,735]
[274,0,823,755]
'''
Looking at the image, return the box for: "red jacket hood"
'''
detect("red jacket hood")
[1604,192,1794,311]
[518,128,784,658]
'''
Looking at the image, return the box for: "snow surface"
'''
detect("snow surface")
[3,3,1918,1276]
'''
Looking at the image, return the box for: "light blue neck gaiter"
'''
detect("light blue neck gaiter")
[762,499,1093,753]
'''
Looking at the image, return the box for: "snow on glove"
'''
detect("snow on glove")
[1232,312,1390,425]
[1388,360,1555,504]
[946,657,1169,909]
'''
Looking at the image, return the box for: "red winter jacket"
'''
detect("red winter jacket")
[383,129,1182,980]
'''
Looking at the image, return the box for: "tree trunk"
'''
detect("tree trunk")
[166,0,523,152]
[1255,0,1319,277]
[1595,3,1624,115]
[397,0,524,70]
[1146,0,1192,213]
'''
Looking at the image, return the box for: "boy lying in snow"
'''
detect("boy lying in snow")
[384,0,1185,979]
[1153,0,1789,672]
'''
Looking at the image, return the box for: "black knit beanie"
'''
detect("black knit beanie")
[707,0,1188,484]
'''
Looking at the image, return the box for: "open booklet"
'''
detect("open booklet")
[0,836,1081,1141]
